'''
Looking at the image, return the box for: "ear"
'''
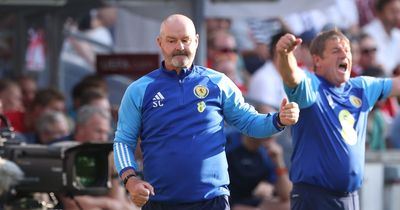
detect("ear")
[313,55,321,67]
[194,34,199,47]
[156,36,162,48]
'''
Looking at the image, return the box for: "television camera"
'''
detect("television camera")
[0,114,114,197]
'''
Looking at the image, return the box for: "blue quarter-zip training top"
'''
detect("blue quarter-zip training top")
[114,63,283,203]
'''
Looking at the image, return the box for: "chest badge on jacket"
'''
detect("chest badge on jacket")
[194,85,208,113]
[339,109,357,145]
[197,101,206,113]
[194,85,209,99]
[349,95,362,108]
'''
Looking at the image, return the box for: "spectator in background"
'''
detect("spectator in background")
[227,136,290,210]
[74,105,111,143]
[69,74,108,120]
[358,33,380,73]
[0,79,23,113]
[357,32,398,123]
[36,111,71,145]
[248,31,288,112]
[207,29,249,89]
[60,5,115,108]
[0,78,25,133]
[349,35,362,77]
[79,89,111,113]
[239,18,289,75]
[213,59,247,93]
[63,7,114,69]
[362,0,400,76]
[206,18,231,34]
[23,88,66,143]
[247,31,293,168]
[60,105,137,210]
[16,74,38,110]
[96,5,118,37]
[294,29,316,72]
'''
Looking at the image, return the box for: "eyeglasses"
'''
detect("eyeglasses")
[216,48,238,53]
[361,47,377,55]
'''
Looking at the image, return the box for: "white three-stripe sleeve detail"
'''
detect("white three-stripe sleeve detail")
[123,143,132,166]
[115,142,126,168]
[119,143,129,168]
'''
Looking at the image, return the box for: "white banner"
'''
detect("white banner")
[204,0,335,18]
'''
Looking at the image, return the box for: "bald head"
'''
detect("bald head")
[160,14,196,37]
[157,14,199,72]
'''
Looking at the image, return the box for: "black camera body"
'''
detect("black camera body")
[1,142,113,195]
[0,114,114,196]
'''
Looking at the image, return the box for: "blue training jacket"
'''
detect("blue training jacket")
[285,70,392,192]
[113,63,283,203]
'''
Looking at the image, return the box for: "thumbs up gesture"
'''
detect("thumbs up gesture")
[278,98,299,126]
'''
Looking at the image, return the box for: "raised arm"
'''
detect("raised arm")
[276,33,304,88]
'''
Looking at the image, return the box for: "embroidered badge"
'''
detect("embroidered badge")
[194,85,209,99]
[338,109,357,145]
[197,101,206,113]
[349,95,362,108]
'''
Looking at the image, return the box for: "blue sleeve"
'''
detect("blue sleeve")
[353,76,393,109]
[217,74,283,138]
[284,70,318,109]
[113,77,152,175]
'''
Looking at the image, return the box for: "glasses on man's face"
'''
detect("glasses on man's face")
[361,47,377,55]
[216,47,238,54]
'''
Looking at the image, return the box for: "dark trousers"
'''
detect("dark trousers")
[291,183,359,210]
[142,195,230,210]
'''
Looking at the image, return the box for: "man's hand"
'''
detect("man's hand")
[276,33,304,88]
[276,33,302,55]
[278,98,299,126]
[125,176,155,207]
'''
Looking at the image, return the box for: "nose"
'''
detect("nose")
[339,48,348,58]
[176,40,185,50]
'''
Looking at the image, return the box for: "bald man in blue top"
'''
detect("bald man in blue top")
[276,29,400,210]
[113,14,299,210]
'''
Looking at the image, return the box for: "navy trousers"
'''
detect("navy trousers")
[142,195,230,210]
[291,183,359,210]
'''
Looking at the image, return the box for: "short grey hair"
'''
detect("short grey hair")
[36,111,70,133]
[76,105,111,126]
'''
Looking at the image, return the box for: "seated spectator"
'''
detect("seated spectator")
[207,29,249,89]
[23,88,67,143]
[0,79,25,133]
[73,105,111,143]
[60,105,137,210]
[0,78,24,113]
[16,74,38,111]
[69,74,108,120]
[213,59,247,93]
[227,134,291,210]
[36,111,71,145]
[79,89,111,112]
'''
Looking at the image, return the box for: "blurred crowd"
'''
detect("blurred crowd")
[1,0,400,209]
